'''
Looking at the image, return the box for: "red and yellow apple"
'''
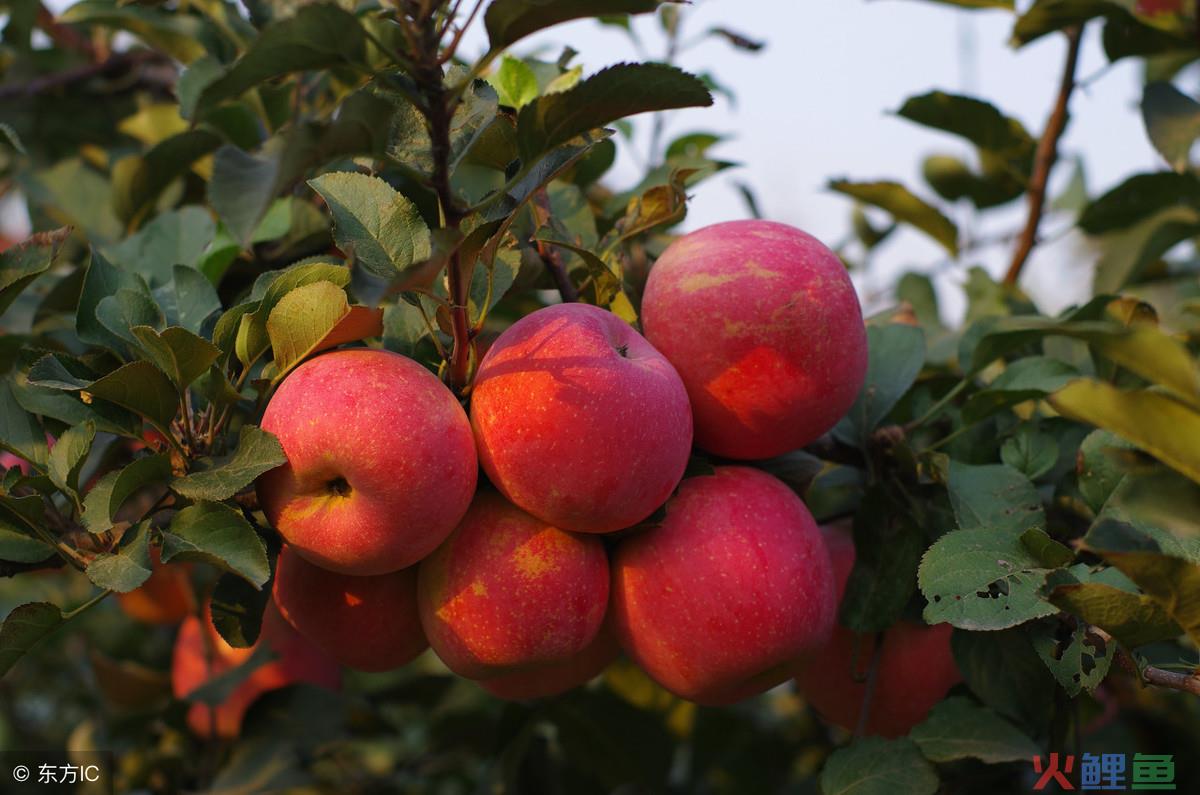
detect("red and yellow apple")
[611,466,836,705]
[171,602,340,739]
[257,349,477,576]
[273,544,427,673]
[470,303,692,534]
[418,491,609,681]
[641,220,867,460]
[795,526,961,738]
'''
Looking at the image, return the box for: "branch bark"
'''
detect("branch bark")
[1003,25,1083,286]
[1093,627,1200,697]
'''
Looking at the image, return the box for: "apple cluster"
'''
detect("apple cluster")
[170,220,957,738]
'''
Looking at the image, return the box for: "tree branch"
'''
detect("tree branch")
[0,49,171,102]
[1004,25,1083,286]
[1093,627,1200,697]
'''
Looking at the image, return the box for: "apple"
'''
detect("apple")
[470,303,692,534]
[0,450,28,475]
[640,220,868,460]
[171,602,340,739]
[795,526,961,738]
[257,348,477,576]
[611,466,836,705]
[116,548,193,625]
[480,621,620,701]
[273,544,427,673]
[417,491,609,680]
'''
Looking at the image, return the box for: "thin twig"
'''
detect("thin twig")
[1004,25,1083,286]
[0,49,168,101]
[1093,627,1200,697]
[438,0,485,64]
[853,633,886,738]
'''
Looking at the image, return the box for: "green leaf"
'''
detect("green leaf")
[1090,548,1200,646]
[85,520,153,593]
[157,265,221,334]
[307,172,431,279]
[1050,380,1200,487]
[111,130,224,224]
[76,251,151,354]
[81,454,172,534]
[1002,425,1059,480]
[172,426,286,502]
[1142,81,1200,172]
[489,55,540,108]
[233,262,351,367]
[962,356,1080,422]
[106,206,217,287]
[195,4,367,114]
[0,527,53,564]
[1092,204,1200,293]
[208,146,282,248]
[29,356,180,433]
[947,461,1045,536]
[898,91,1033,154]
[1029,619,1115,695]
[819,737,938,795]
[210,570,272,649]
[484,0,663,50]
[517,63,712,160]
[910,697,1040,763]
[1011,0,1117,47]
[951,628,1056,733]
[1078,172,1200,234]
[0,228,70,318]
[840,496,924,632]
[59,0,209,62]
[96,288,165,348]
[1078,430,1135,514]
[919,527,1056,630]
[130,326,222,391]
[0,602,64,677]
[829,179,958,255]
[833,324,925,448]
[1048,581,1181,648]
[0,377,48,470]
[162,501,270,588]
[47,421,96,499]
[266,282,384,379]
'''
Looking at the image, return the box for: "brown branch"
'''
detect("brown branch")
[531,189,578,303]
[0,49,169,102]
[1094,627,1200,697]
[35,2,96,59]
[1004,25,1083,286]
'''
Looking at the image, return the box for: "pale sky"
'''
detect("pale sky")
[26,0,1176,322]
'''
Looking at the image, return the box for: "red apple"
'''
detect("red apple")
[795,526,961,738]
[611,466,836,705]
[641,220,867,460]
[470,303,692,534]
[480,621,620,701]
[171,602,340,739]
[418,491,609,680]
[0,450,28,475]
[273,544,427,673]
[257,349,477,575]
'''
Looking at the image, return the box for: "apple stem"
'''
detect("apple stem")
[852,632,885,738]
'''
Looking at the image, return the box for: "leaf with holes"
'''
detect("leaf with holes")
[919,527,1057,630]
[948,462,1045,536]
[1028,620,1114,696]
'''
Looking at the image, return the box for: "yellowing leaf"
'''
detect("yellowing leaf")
[266,281,383,381]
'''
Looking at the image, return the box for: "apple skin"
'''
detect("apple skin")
[795,526,961,738]
[611,466,836,705]
[418,491,609,680]
[470,303,692,534]
[480,621,620,701]
[171,602,341,739]
[257,349,477,576]
[273,544,427,673]
[0,451,29,475]
[641,220,868,460]
[116,548,193,625]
